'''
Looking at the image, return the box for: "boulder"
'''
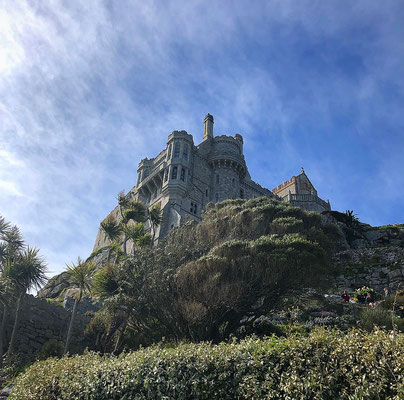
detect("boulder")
[38,272,71,299]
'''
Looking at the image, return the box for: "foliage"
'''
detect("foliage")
[85,197,343,347]
[358,307,395,332]
[65,259,96,300]
[10,329,404,400]
[100,215,121,243]
[354,286,376,298]
[38,339,64,360]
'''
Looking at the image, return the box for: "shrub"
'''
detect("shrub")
[10,329,404,400]
[359,307,393,331]
[37,339,64,360]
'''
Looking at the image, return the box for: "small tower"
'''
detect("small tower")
[203,113,214,141]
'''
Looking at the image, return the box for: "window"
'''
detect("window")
[164,169,168,182]
[167,144,172,159]
[174,142,180,158]
[183,144,188,160]
[240,189,244,199]
[190,202,197,214]
[172,166,177,179]
[215,193,219,202]
[205,189,208,197]
[180,168,185,181]
[232,178,235,187]
[216,174,219,184]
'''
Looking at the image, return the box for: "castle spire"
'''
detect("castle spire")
[203,113,214,141]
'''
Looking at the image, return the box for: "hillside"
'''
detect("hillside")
[37,197,404,348]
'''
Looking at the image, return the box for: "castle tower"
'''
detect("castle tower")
[203,113,214,141]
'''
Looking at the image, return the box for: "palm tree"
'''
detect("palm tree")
[100,215,122,262]
[123,223,151,255]
[121,201,147,255]
[64,258,96,354]
[5,247,47,355]
[0,276,16,367]
[148,204,162,245]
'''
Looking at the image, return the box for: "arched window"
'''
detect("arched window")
[167,144,172,159]
[183,144,188,160]
[180,168,186,181]
[216,174,219,184]
[164,169,168,182]
[174,142,180,158]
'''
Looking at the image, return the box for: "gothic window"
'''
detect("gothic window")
[216,174,219,184]
[167,144,172,159]
[172,166,177,179]
[180,168,185,181]
[183,144,188,160]
[194,204,197,214]
[164,169,168,182]
[215,192,219,202]
[240,189,244,199]
[190,202,194,213]
[174,142,180,158]
[205,189,208,197]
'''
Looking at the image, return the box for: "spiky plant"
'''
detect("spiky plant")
[5,247,47,355]
[148,204,162,245]
[100,215,122,262]
[64,258,96,354]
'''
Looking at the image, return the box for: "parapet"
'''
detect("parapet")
[272,176,296,194]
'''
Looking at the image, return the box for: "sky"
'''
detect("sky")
[1,0,404,278]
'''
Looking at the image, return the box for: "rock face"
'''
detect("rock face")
[333,225,404,293]
[37,271,70,299]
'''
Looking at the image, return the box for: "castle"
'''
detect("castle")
[93,114,330,250]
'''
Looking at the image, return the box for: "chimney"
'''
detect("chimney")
[203,113,214,141]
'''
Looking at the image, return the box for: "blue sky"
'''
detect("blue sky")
[1,1,403,277]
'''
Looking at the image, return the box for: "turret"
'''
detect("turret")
[234,134,243,154]
[203,113,214,141]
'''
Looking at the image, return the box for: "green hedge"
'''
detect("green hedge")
[10,329,404,400]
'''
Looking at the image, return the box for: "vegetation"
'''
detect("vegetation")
[83,197,341,349]
[64,259,96,354]
[10,328,404,400]
[0,216,48,368]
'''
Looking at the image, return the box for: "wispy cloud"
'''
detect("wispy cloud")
[0,1,403,276]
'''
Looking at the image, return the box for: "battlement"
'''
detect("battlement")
[272,176,296,194]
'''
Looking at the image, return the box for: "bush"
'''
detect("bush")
[359,307,393,331]
[10,329,404,400]
[37,339,64,360]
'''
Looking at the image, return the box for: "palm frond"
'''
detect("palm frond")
[66,258,96,297]
[0,216,11,236]
[100,215,122,242]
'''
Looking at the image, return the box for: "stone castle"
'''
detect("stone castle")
[93,114,330,250]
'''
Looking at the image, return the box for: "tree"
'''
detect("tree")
[123,223,151,255]
[100,215,122,262]
[148,204,162,245]
[64,258,96,354]
[0,276,16,367]
[5,247,47,355]
[121,201,147,255]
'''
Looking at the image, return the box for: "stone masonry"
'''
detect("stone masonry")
[93,114,331,251]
